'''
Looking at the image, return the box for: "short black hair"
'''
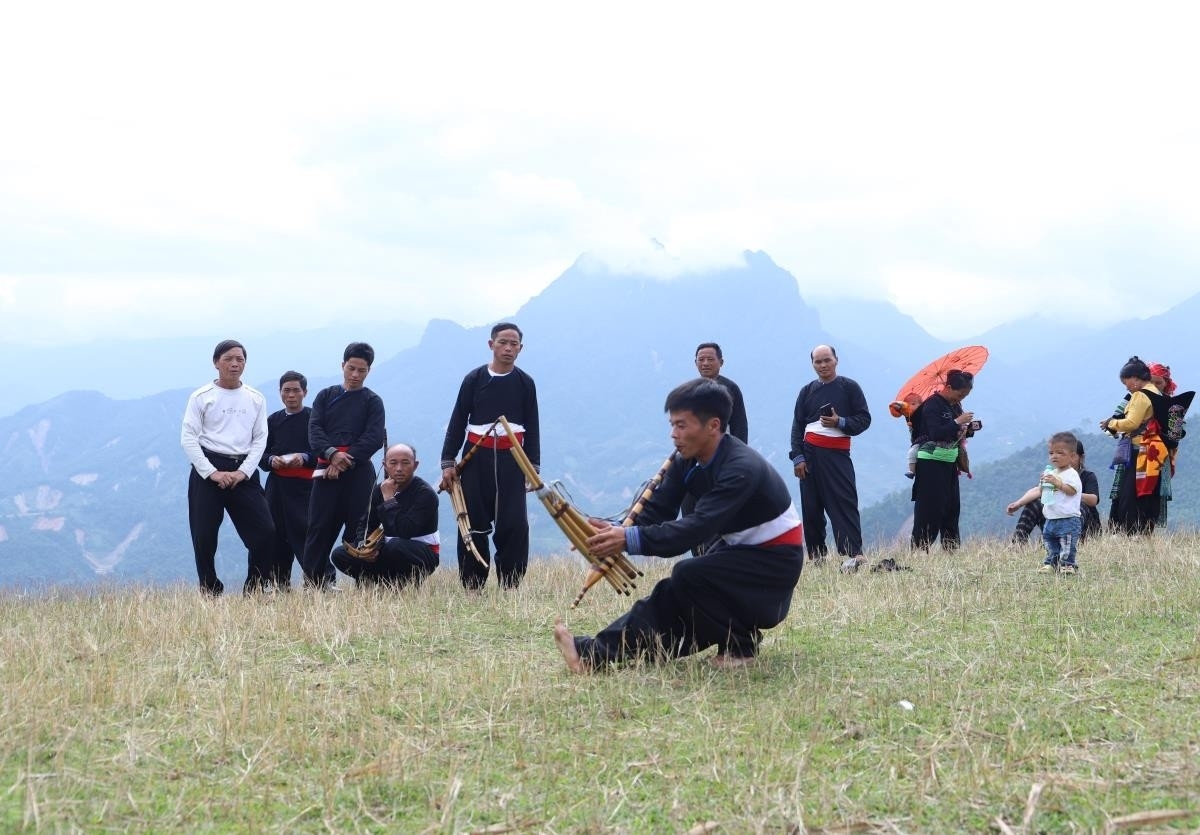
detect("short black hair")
[212,339,245,362]
[664,378,733,431]
[1119,356,1151,382]
[279,370,307,390]
[1049,431,1079,450]
[695,342,723,360]
[343,342,375,366]
[946,369,974,391]
[491,322,523,341]
[810,345,838,360]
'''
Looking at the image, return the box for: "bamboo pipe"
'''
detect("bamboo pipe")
[569,454,672,608]
[448,479,488,567]
[496,416,640,598]
[439,417,502,569]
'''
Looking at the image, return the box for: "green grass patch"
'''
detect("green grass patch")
[1,537,1198,833]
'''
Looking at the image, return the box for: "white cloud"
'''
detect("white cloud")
[2,2,1200,346]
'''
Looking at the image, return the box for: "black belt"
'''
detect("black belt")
[202,447,248,466]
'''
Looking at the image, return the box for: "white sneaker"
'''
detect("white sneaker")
[840,556,866,574]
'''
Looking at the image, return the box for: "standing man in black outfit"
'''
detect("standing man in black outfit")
[302,343,386,588]
[553,378,803,673]
[331,442,440,588]
[180,339,275,596]
[439,322,540,590]
[694,342,748,443]
[258,370,315,590]
[789,345,872,569]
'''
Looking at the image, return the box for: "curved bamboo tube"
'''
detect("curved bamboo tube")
[454,417,502,477]
[570,454,672,608]
[448,479,488,567]
[439,417,501,569]
[496,416,641,601]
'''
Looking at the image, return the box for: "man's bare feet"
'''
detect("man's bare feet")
[710,653,756,670]
[553,619,590,674]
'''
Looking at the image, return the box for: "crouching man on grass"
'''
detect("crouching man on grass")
[331,443,439,589]
[555,377,805,673]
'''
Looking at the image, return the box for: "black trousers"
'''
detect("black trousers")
[911,458,960,551]
[302,463,377,586]
[1109,468,1160,535]
[264,475,312,588]
[798,444,864,558]
[331,539,439,588]
[457,447,529,589]
[188,453,275,595]
[575,543,804,664]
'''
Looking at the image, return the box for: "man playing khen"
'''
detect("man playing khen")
[554,378,804,672]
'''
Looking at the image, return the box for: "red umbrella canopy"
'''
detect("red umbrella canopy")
[894,346,989,405]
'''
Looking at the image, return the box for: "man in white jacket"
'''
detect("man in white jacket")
[181,339,275,596]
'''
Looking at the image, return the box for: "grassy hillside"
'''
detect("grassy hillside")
[2,541,1198,833]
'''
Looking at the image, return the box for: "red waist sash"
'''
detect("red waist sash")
[275,466,315,479]
[467,431,524,450]
[760,525,804,548]
[804,432,851,451]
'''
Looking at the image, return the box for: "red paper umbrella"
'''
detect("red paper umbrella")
[893,346,989,405]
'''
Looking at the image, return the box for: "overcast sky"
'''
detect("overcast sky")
[3,2,1199,348]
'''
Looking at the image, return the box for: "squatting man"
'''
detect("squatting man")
[554,377,805,673]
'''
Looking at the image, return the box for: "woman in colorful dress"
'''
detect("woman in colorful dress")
[1102,356,1167,535]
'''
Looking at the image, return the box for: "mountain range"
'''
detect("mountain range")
[2,251,1195,588]
[0,324,423,416]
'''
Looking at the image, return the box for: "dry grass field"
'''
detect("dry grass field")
[2,535,1198,834]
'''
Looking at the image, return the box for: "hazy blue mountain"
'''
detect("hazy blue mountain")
[2,389,192,585]
[813,298,956,374]
[974,315,1095,364]
[0,323,422,418]
[976,292,1199,378]
[2,252,1195,588]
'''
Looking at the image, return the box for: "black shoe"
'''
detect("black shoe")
[871,558,911,573]
[243,576,272,596]
[200,579,225,598]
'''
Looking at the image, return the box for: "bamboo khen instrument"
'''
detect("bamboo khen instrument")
[440,418,501,569]
[569,453,673,608]
[447,481,488,567]
[342,428,389,561]
[495,416,643,602]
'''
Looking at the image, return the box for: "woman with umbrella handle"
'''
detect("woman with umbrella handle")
[909,369,976,551]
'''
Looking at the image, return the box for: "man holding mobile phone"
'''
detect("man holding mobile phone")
[788,345,872,570]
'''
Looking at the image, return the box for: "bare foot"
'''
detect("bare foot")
[553,619,589,674]
[710,653,756,670]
